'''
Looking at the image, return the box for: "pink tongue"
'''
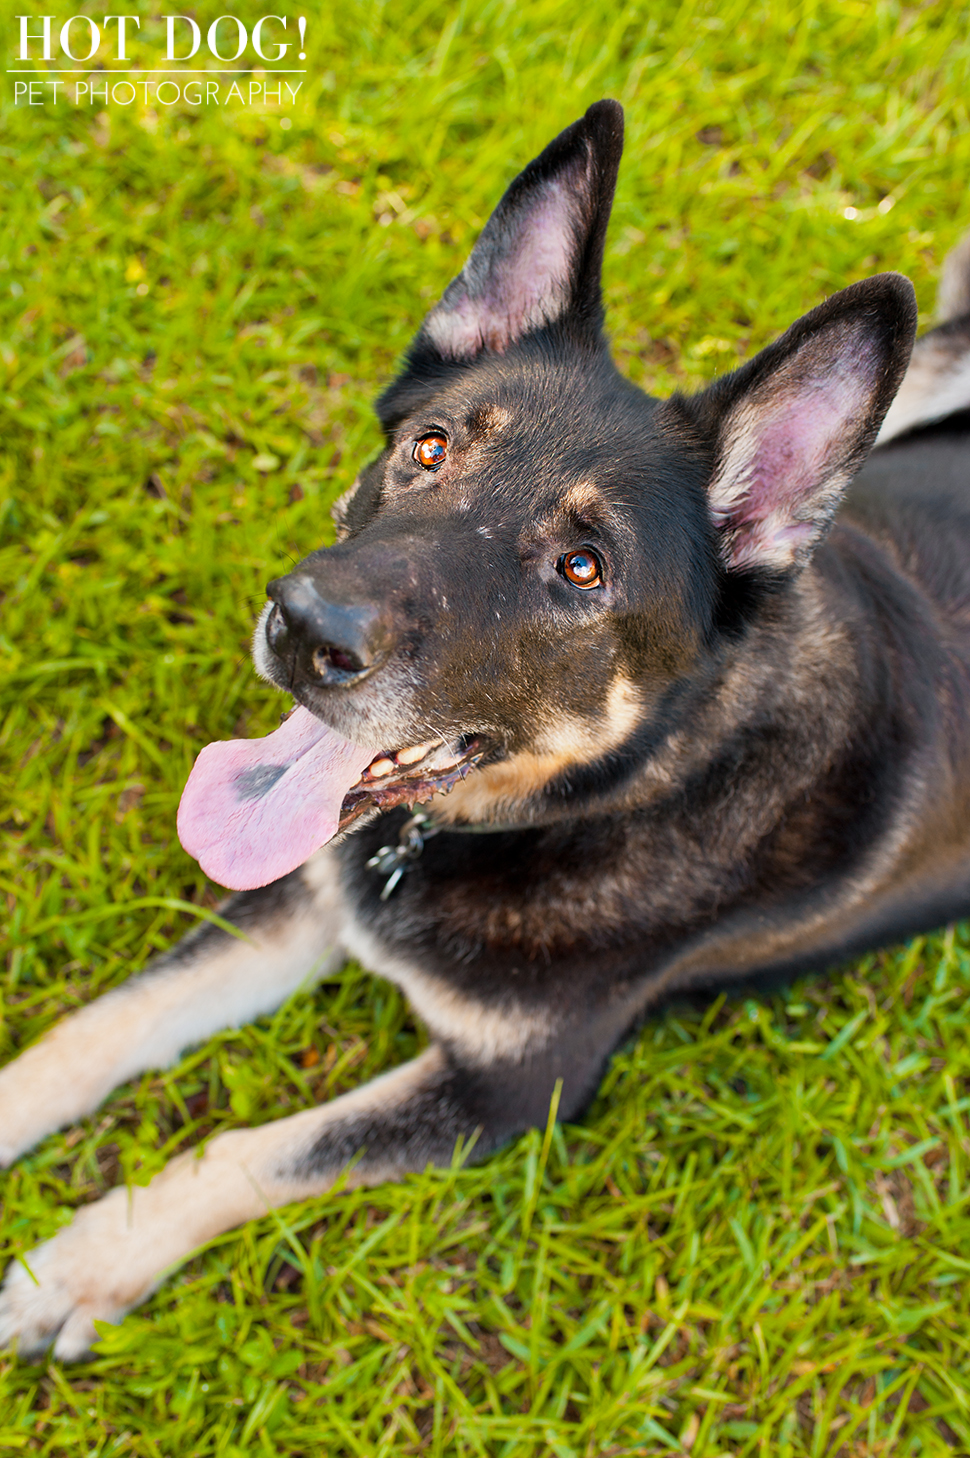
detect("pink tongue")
[177,707,378,890]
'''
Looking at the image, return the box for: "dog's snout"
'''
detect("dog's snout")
[266,574,390,687]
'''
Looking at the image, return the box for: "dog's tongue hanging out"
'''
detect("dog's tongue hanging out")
[177,708,377,890]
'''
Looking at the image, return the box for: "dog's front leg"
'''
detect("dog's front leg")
[0,855,344,1166]
[0,1022,601,1361]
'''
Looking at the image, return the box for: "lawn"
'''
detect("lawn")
[2,0,970,1452]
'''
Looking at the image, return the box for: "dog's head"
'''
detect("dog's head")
[178,101,916,889]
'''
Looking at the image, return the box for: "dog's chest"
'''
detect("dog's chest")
[334,809,654,1002]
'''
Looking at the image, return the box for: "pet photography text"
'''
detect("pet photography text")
[11,12,307,108]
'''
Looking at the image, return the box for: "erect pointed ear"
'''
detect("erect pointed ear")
[417,100,624,362]
[682,274,917,576]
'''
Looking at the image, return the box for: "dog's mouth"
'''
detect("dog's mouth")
[176,704,490,891]
[338,734,489,832]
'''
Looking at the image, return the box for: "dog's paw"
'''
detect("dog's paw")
[0,1191,150,1361]
[0,1257,109,1362]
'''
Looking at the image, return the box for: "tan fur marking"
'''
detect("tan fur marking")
[474,404,512,433]
[558,480,606,516]
[876,337,970,445]
[438,676,642,823]
[534,676,642,757]
[342,922,555,1062]
[330,474,362,541]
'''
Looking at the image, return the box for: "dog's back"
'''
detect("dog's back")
[856,268,970,628]
[835,269,970,955]
[712,324,970,984]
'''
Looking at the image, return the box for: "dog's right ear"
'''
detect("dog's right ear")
[413,100,624,363]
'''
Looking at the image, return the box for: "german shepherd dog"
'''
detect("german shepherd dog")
[2,100,970,1361]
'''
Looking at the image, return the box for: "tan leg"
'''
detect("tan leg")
[0,980,617,1362]
[0,1048,447,1359]
[0,855,343,1167]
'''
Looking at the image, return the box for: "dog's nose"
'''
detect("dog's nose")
[266,574,390,687]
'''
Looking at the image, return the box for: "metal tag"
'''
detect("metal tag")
[366,812,438,899]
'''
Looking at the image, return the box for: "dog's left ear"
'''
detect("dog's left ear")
[416,100,624,362]
[685,274,917,575]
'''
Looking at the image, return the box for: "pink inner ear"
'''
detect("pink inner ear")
[426,177,581,360]
[711,345,877,572]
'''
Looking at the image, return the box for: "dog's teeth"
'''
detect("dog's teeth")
[368,757,395,778]
[396,740,440,765]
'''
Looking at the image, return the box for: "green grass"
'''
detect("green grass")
[3,0,970,1451]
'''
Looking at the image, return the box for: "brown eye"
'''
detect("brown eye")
[559,549,603,589]
[414,433,448,469]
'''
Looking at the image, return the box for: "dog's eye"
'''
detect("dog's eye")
[414,434,448,470]
[559,549,603,589]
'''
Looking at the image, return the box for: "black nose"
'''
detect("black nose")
[266,574,390,687]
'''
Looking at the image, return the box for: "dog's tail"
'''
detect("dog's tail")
[875,229,970,445]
